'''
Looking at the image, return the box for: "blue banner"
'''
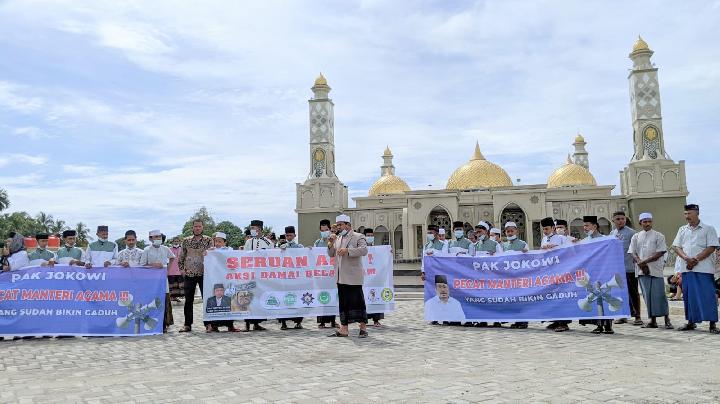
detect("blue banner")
[424,238,631,322]
[0,266,166,336]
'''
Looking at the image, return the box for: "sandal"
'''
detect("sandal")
[603,329,615,334]
[373,322,382,328]
[554,324,570,332]
[294,323,303,329]
[253,325,267,331]
[327,331,348,337]
[710,328,720,334]
[358,330,369,338]
[591,326,604,334]
[318,324,327,329]
[641,323,658,329]
[178,326,192,333]
[677,323,696,331]
[632,319,644,326]
[280,324,288,330]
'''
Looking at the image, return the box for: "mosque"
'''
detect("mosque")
[296,37,689,260]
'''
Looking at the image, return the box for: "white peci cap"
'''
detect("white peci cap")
[335,214,351,223]
[213,232,227,239]
[639,212,653,221]
[504,222,517,229]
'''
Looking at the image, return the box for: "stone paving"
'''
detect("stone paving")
[1,299,718,403]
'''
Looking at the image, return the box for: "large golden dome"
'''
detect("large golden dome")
[368,146,411,196]
[547,156,597,188]
[369,174,411,196]
[446,142,513,190]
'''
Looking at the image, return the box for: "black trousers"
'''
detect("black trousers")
[184,276,209,328]
[338,283,368,325]
[626,272,641,319]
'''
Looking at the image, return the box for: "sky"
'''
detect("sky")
[1,0,719,242]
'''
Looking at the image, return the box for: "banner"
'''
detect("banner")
[203,246,395,320]
[423,238,631,322]
[0,265,167,336]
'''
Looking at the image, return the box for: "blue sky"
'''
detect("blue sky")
[1,0,719,241]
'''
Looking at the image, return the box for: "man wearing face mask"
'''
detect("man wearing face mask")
[55,230,84,266]
[449,221,471,255]
[242,219,271,331]
[327,214,369,338]
[489,228,504,253]
[84,225,118,269]
[578,216,614,334]
[420,225,446,282]
[278,226,304,330]
[117,230,143,268]
[314,219,338,329]
[609,211,641,326]
[503,222,529,329]
[540,217,572,332]
[141,230,177,333]
[363,228,384,327]
[28,233,56,267]
[554,219,575,243]
[469,221,501,256]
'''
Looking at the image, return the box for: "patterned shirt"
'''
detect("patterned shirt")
[117,247,144,267]
[178,235,213,277]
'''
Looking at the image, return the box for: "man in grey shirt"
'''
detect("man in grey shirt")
[611,211,641,326]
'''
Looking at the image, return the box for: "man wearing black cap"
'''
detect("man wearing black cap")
[539,218,572,332]
[425,275,465,321]
[84,225,118,268]
[579,216,614,334]
[28,233,56,266]
[672,204,719,334]
[278,225,304,330]
[56,230,84,265]
[554,219,575,242]
[314,219,338,328]
[610,211,641,326]
[449,221,471,254]
[242,219,271,331]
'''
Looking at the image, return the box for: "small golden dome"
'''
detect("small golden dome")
[574,133,585,143]
[383,145,392,156]
[446,142,513,190]
[632,36,650,52]
[547,156,597,188]
[314,73,328,86]
[369,174,411,196]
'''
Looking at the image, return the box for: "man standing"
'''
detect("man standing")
[449,221,471,255]
[327,214,369,338]
[470,221,501,256]
[178,220,213,333]
[84,225,118,268]
[540,217,571,332]
[55,230,84,266]
[503,222,529,329]
[242,219,271,331]
[28,233,56,266]
[204,232,239,333]
[314,219,338,329]
[555,219,575,243]
[610,211,641,326]
[117,230,143,268]
[672,204,719,333]
[437,228,449,252]
[278,225,304,330]
[168,237,184,302]
[489,228,504,253]
[580,216,614,334]
[628,213,673,330]
[420,225,446,281]
[141,230,177,333]
[363,228,384,327]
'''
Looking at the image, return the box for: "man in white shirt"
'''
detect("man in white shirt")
[628,213,672,329]
[539,217,571,332]
[672,204,719,333]
[141,230,177,333]
[425,275,465,322]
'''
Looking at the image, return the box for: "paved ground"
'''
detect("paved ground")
[1,300,718,403]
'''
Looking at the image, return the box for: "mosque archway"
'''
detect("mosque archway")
[374,225,390,245]
[598,217,611,235]
[427,205,452,233]
[570,218,584,239]
[500,204,527,241]
[393,225,403,259]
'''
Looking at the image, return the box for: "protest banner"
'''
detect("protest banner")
[423,238,631,322]
[203,246,395,320]
[0,265,167,336]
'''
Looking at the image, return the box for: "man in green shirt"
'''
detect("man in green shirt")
[449,221,471,254]
[314,219,338,329]
[28,233,56,266]
[84,225,118,268]
[55,230,84,266]
[503,222,529,329]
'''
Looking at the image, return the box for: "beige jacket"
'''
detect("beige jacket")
[328,230,368,285]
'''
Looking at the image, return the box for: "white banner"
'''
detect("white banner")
[202,246,395,320]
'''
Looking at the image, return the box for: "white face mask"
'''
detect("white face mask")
[152,239,162,247]
[172,243,180,248]
[320,231,330,238]
[250,229,258,237]
[479,235,486,241]
[426,234,435,241]
[339,229,348,237]
[556,228,566,236]
[454,230,464,239]
[366,236,374,244]
[507,235,517,241]
[585,231,594,237]
[99,238,108,242]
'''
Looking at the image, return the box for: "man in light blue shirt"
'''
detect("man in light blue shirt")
[610,211,640,326]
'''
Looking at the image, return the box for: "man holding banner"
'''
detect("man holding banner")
[83,225,118,268]
[327,214,369,338]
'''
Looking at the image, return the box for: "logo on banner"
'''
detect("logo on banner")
[318,291,331,304]
[381,288,393,302]
[302,292,315,306]
[368,288,378,303]
[284,293,297,307]
[265,296,280,307]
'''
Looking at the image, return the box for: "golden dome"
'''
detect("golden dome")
[574,133,585,143]
[632,36,650,52]
[446,142,513,190]
[369,175,411,196]
[547,156,597,188]
[314,73,328,86]
[383,145,392,156]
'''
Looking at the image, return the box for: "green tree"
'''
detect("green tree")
[0,188,8,212]
[115,238,147,251]
[0,211,43,238]
[50,219,69,235]
[181,206,216,237]
[35,212,54,233]
[215,220,245,249]
[75,222,92,247]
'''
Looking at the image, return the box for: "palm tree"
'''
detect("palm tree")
[75,222,92,247]
[35,212,54,232]
[50,219,68,235]
[0,188,9,212]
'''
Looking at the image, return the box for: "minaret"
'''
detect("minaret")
[572,134,589,169]
[620,37,687,239]
[381,146,396,176]
[295,74,348,246]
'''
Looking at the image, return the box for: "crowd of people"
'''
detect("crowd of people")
[2,205,719,339]
[419,204,719,335]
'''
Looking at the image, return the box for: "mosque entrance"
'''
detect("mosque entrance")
[428,206,452,233]
[499,204,527,241]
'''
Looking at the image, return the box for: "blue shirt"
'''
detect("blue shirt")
[610,226,636,273]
